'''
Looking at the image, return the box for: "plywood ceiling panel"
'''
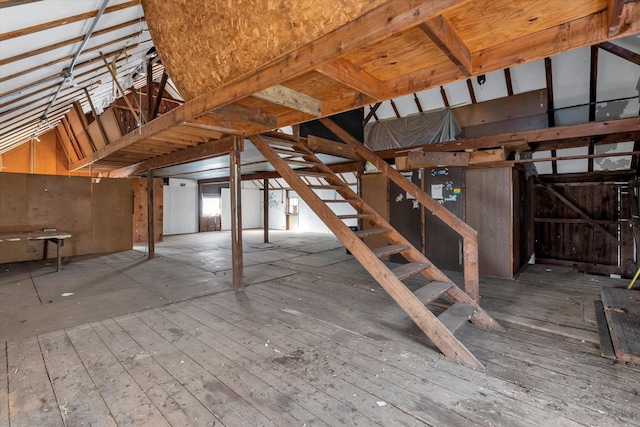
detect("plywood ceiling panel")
[141,0,390,100]
[343,26,449,80]
[444,0,607,52]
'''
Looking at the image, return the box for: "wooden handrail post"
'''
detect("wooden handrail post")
[319,117,480,302]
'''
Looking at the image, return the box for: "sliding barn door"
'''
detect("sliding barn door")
[534,179,633,276]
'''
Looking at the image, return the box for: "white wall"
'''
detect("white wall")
[294,181,359,234]
[163,178,198,235]
[267,189,287,230]
[221,187,262,230]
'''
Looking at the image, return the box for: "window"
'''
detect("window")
[287,197,299,215]
[202,196,221,216]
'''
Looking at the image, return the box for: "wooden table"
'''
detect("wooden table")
[0,230,72,272]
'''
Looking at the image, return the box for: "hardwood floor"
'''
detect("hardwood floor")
[1,230,638,426]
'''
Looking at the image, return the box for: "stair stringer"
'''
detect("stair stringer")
[290,138,504,332]
[250,134,486,369]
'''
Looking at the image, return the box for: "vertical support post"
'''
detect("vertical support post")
[230,136,244,291]
[30,139,35,173]
[146,57,154,123]
[263,178,269,243]
[147,169,155,260]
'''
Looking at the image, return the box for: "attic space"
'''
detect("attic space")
[1,1,640,426]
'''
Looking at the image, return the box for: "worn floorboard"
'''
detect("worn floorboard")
[1,230,639,426]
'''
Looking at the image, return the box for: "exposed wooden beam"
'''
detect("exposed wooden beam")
[315,58,385,99]
[418,15,472,76]
[102,136,235,176]
[0,0,43,8]
[100,52,141,125]
[151,72,169,120]
[544,57,555,127]
[181,104,277,137]
[440,86,450,107]
[0,19,144,67]
[0,47,142,107]
[598,41,640,65]
[589,46,599,172]
[363,102,382,125]
[473,9,640,75]
[306,134,360,160]
[407,151,470,168]
[77,0,469,168]
[608,0,631,37]
[504,68,514,96]
[230,135,244,292]
[390,99,401,118]
[0,0,140,41]
[589,46,599,123]
[413,93,423,113]
[147,169,155,260]
[466,79,477,104]
[253,85,322,117]
[383,116,640,154]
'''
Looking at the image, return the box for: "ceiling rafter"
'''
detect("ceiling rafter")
[418,15,472,76]
[0,31,146,84]
[0,0,141,41]
[0,18,145,67]
[0,41,148,115]
[253,85,322,117]
[0,40,151,102]
[598,40,640,65]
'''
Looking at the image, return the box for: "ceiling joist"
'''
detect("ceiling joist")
[253,85,322,117]
[0,0,140,42]
[418,16,472,76]
[315,58,385,100]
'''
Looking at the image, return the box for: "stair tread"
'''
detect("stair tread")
[371,244,408,258]
[321,199,359,203]
[438,302,477,334]
[272,147,309,156]
[353,228,390,238]
[414,281,454,304]
[283,158,318,166]
[392,262,430,280]
[308,185,343,189]
[338,213,374,219]
[296,170,332,177]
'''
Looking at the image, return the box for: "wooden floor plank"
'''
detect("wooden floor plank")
[65,324,171,427]
[154,303,388,427]
[139,308,318,427]
[174,301,370,427]
[156,303,444,427]
[457,329,640,426]
[203,287,614,427]
[90,318,224,427]
[594,300,616,359]
[38,331,117,427]
[115,314,277,427]
[199,290,579,427]
[602,287,640,364]
[3,231,640,426]
[6,337,63,427]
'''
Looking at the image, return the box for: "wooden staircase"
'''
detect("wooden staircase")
[249,131,503,369]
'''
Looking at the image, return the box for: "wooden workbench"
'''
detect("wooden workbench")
[0,230,72,272]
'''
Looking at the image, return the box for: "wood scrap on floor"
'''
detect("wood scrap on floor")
[601,287,640,364]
